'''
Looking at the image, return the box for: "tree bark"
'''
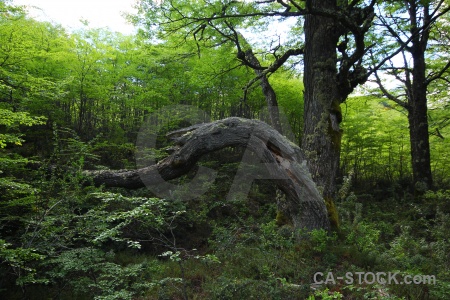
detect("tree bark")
[373,2,440,191]
[85,117,330,231]
[243,49,283,134]
[408,4,433,191]
[302,0,342,227]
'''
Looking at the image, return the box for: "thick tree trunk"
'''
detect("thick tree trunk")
[85,117,330,231]
[302,0,342,227]
[409,50,433,191]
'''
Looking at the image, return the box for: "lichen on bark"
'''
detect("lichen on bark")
[86,117,330,231]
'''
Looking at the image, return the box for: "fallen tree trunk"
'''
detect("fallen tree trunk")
[85,117,330,231]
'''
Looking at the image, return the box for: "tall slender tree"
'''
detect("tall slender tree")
[372,0,450,191]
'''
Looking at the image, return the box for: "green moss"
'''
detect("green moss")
[325,197,340,230]
[330,127,343,151]
[331,100,342,120]
[329,101,343,151]
[275,210,292,227]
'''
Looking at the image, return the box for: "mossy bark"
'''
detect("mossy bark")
[86,117,330,231]
[302,0,342,228]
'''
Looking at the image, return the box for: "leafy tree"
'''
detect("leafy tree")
[267,71,304,144]
[340,95,411,185]
[0,3,75,158]
[0,5,66,114]
[1,2,450,297]
[132,0,383,228]
[371,0,450,191]
[0,109,45,148]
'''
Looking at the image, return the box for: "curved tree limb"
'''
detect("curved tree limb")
[85,117,330,231]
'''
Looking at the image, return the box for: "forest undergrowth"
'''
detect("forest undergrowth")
[1,2,450,298]
[1,131,449,299]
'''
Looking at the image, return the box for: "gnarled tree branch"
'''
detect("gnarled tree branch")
[85,117,330,231]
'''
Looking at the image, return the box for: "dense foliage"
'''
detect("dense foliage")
[1,1,450,299]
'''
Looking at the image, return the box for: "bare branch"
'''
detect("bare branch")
[242,47,304,95]
[426,60,450,85]
[373,71,408,109]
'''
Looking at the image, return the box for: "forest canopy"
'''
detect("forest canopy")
[1,0,450,299]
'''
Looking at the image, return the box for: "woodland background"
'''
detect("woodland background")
[1,0,450,299]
